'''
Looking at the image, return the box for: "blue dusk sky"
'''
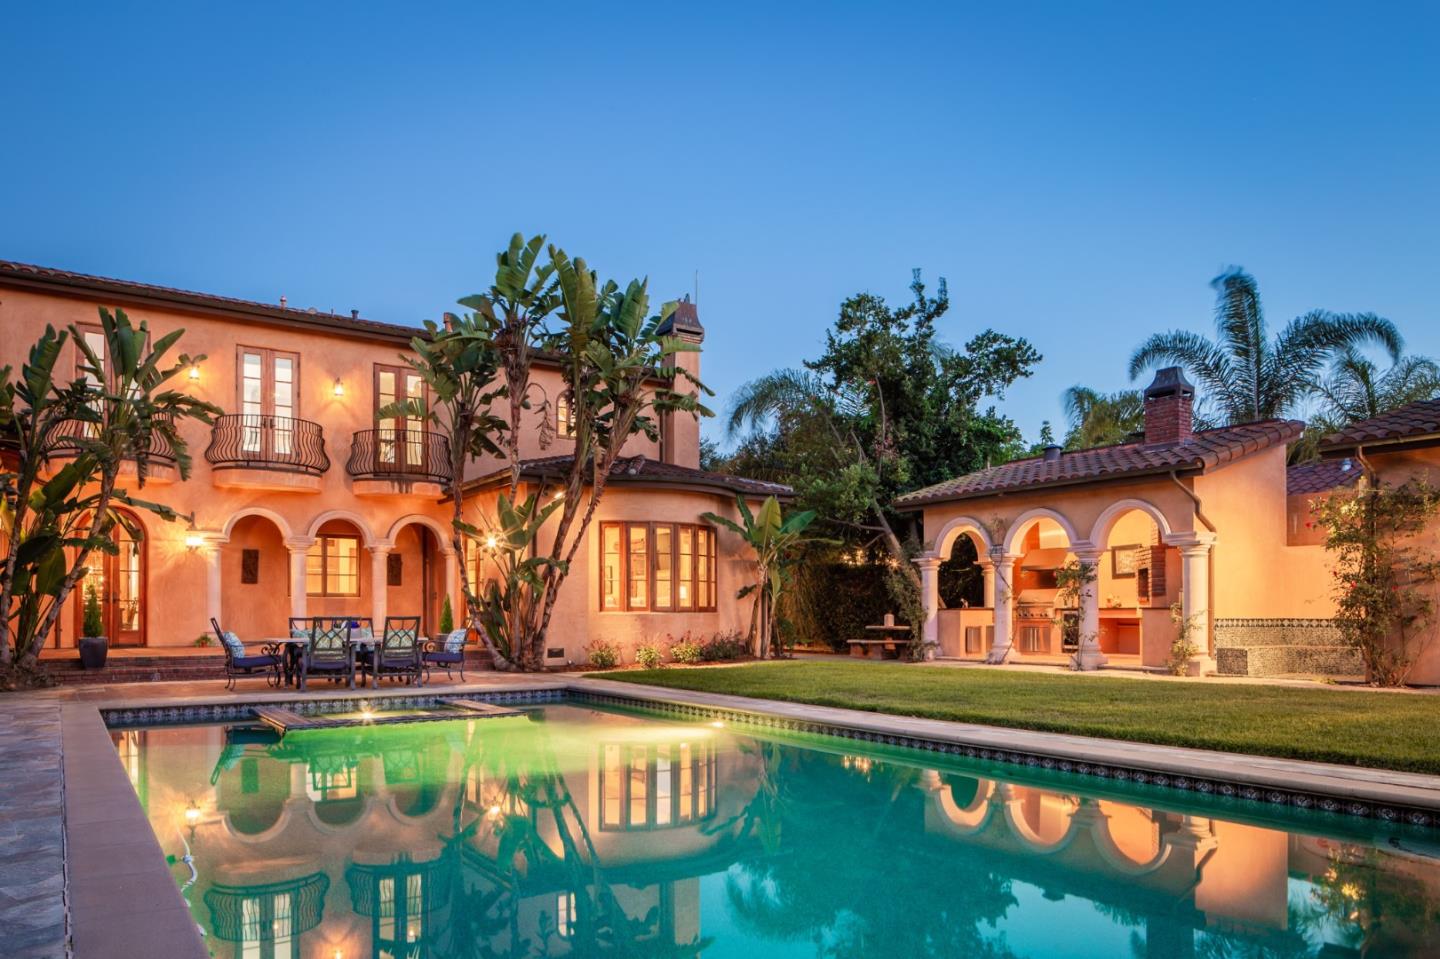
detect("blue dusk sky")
[3,2,1436,448]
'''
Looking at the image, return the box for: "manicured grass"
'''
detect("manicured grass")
[587,661,1440,774]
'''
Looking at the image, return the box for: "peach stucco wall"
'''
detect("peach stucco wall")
[1,282,725,660]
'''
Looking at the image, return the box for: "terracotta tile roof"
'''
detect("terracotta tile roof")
[0,257,424,343]
[1286,459,1362,496]
[894,420,1304,508]
[1319,398,1440,451]
[466,454,792,499]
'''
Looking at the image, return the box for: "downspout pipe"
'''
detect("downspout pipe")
[1168,470,1215,534]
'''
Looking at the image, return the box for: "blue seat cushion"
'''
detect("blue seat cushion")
[233,654,278,669]
[425,650,463,664]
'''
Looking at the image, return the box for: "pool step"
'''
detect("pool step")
[256,697,521,735]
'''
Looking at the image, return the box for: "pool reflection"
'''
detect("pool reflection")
[117,705,1440,958]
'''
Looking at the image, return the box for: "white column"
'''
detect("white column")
[204,544,222,628]
[1070,545,1107,671]
[370,544,391,629]
[286,541,311,620]
[986,549,1020,664]
[976,556,996,608]
[915,555,942,659]
[1171,533,1217,675]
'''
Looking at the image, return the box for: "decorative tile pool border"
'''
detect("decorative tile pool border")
[570,689,1440,831]
[100,685,1437,831]
[100,687,565,728]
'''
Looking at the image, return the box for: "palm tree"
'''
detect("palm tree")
[1128,268,1402,424]
[1061,386,1144,449]
[1289,349,1440,462]
[702,495,824,659]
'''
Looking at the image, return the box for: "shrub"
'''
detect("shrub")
[438,595,454,635]
[700,631,749,661]
[671,638,704,664]
[193,633,214,647]
[586,639,620,669]
[635,642,665,670]
[82,586,105,639]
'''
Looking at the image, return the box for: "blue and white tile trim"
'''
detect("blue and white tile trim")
[101,687,564,728]
[101,685,1436,832]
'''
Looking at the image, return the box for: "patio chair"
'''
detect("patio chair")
[211,618,282,691]
[346,617,376,675]
[298,619,356,691]
[422,629,469,685]
[373,616,422,685]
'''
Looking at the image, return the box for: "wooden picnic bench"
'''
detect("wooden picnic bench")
[847,614,912,659]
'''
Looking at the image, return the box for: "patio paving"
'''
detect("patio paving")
[0,702,67,959]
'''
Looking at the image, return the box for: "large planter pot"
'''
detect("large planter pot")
[78,636,108,670]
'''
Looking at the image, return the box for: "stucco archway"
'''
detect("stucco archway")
[305,509,377,547]
[1088,498,1175,548]
[933,515,993,560]
[221,507,294,542]
[1001,507,1081,555]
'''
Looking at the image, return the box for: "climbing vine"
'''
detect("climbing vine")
[1313,477,1440,686]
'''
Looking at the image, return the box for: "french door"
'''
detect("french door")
[237,348,299,458]
[75,511,146,646]
[374,364,427,471]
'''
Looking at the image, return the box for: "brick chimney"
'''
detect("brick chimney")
[656,296,705,467]
[1143,366,1195,445]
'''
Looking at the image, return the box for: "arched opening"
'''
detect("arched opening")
[222,515,291,640]
[73,507,147,647]
[932,519,993,659]
[387,521,445,639]
[1005,786,1078,850]
[1090,505,1175,665]
[306,518,370,622]
[1004,514,1076,660]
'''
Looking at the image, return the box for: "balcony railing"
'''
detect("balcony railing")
[49,416,178,463]
[205,414,330,475]
[347,429,452,484]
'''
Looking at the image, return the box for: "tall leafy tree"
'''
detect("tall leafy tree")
[1060,386,1144,449]
[1291,349,1440,461]
[1129,268,1402,424]
[726,271,1040,589]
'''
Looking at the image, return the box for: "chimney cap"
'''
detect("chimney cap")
[1042,444,1063,462]
[1144,366,1195,400]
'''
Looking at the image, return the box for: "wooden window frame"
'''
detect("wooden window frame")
[555,392,576,439]
[236,346,301,417]
[596,740,718,831]
[598,521,717,613]
[307,534,361,598]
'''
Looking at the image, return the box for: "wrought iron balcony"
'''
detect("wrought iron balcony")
[205,414,329,475]
[49,415,178,464]
[346,429,452,484]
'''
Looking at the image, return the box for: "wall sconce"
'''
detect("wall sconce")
[188,362,201,381]
[184,521,204,551]
[332,377,345,398]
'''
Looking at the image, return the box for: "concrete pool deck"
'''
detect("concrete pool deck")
[3,670,1439,957]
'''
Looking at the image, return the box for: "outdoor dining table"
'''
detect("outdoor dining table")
[268,633,380,688]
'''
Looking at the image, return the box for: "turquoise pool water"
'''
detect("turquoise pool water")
[114,703,1440,957]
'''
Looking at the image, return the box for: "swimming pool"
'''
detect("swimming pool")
[112,702,1440,957]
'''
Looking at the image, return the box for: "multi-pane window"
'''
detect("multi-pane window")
[306,535,359,597]
[375,364,426,467]
[555,393,576,438]
[599,740,716,830]
[240,891,293,959]
[599,522,717,612]
[556,892,576,938]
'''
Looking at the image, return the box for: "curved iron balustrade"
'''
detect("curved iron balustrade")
[49,415,178,463]
[204,872,331,943]
[346,429,452,484]
[206,414,329,475]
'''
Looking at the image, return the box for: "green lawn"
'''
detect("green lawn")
[587,661,1440,774]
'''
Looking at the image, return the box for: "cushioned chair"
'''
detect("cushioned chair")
[211,619,282,691]
[374,617,422,685]
[298,619,356,691]
[422,629,469,685]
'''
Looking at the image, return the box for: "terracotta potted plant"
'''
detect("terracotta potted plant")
[78,584,108,670]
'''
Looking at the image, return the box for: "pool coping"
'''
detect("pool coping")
[43,673,1440,957]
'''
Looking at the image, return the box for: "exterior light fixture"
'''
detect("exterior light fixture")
[332,378,345,398]
[184,522,204,551]
[485,534,498,550]
[188,362,201,381]
[184,801,201,829]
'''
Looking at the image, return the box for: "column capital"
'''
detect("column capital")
[974,555,995,570]
[913,554,942,572]
[367,540,395,554]
[1163,531,1216,551]
[284,537,316,552]
[987,546,1023,562]
[1068,541,1103,563]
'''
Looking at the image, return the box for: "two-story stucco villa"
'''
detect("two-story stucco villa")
[902,369,1440,685]
[0,259,788,667]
